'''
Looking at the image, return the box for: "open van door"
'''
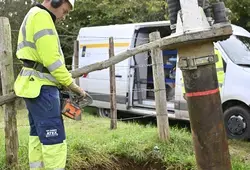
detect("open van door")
[74,24,136,112]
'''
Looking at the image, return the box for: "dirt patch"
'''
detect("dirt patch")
[81,157,166,170]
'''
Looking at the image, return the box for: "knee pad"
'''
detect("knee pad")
[36,117,66,145]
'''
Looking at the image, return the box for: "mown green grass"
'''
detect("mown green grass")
[0,106,250,170]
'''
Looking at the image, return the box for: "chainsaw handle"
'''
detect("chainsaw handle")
[84,92,93,102]
[78,92,93,108]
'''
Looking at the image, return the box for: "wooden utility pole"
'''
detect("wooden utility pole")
[149,31,170,141]
[109,37,117,129]
[174,0,232,169]
[0,17,18,167]
[74,40,80,85]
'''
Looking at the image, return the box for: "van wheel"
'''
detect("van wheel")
[98,108,110,118]
[224,105,250,140]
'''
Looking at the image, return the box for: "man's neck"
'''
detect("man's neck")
[36,3,56,23]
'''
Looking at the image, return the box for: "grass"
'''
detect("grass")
[0,106,250,170]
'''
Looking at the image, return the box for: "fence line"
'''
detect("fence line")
[1,18,233,168]
[0,112,168,130]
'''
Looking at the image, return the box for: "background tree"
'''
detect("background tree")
[0,0,249,72]
[57,0,168,66]
[0,0,34,77]
[224,0,250,32]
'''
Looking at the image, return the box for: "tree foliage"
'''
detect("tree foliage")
[0,0,249,69]
[0,0,33,51]
[224,0,250,32]
[57,0,168,65]
[0,0,34,76]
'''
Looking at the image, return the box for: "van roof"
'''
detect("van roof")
[78,21,250,38]
[79,21,171,31]
[232,24,250,38]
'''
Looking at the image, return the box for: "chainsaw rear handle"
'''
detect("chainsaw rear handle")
[60,90,93,106]
[78,92,93,108]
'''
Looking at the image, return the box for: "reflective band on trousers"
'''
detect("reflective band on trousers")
[48,59,63,72]
[30,161,44,168]
[20,69,58,84]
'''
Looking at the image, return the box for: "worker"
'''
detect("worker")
[182,48,225,100]
[13,0,85,169]
[215,48,225,91]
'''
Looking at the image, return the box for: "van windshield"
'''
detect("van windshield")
[219,35,250,65]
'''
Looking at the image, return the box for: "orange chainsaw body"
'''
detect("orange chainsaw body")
[61,98,82,121]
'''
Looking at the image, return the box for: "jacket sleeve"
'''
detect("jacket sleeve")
[33,11,73,87]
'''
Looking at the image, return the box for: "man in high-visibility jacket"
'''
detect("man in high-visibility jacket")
[14,0,85,169]
[182,48,225,100]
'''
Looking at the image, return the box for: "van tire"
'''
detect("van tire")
[224,105,250,140]
[98,108,110,118]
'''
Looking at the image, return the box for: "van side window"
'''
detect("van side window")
[82,46,86,57]
[222,58,227,72]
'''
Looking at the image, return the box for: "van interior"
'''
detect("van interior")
[132,26,176,108]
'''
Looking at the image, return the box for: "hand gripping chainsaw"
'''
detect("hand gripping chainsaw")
[60,90,93,121]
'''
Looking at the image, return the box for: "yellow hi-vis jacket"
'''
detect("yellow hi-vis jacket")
[181,49,225,94]
[215,48,225,89]
[14,6,73,98]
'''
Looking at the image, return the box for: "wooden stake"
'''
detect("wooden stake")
[109,37,117,129]
[149,31,170,141]
[0,17,18,167]
[74,40,80,85]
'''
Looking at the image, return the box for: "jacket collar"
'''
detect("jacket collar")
[36,4,56,23]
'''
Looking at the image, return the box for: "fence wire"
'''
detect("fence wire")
[0,112,165,130]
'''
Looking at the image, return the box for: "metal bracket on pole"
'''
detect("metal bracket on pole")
[178,54,218,70]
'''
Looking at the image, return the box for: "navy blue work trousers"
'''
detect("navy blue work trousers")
[24,85,66,145]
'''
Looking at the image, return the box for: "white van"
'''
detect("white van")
[73,21,250,140]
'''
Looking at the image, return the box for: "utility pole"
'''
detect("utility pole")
[166,0,232,169]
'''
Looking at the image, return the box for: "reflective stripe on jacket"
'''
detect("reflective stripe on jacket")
[14,6,73,98]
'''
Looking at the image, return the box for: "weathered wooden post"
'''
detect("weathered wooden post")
[149,31,170,141]
[74,40,80,86]
[109,37,117,129]
[0,17,19,167]
[169,0,232,169]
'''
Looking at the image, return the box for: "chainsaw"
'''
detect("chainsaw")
[60,90,93,121]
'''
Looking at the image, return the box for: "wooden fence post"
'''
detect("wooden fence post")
[74,40,80,85]
[149,31,170,141]
[109,37,117,129]
[0,17,19,167]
